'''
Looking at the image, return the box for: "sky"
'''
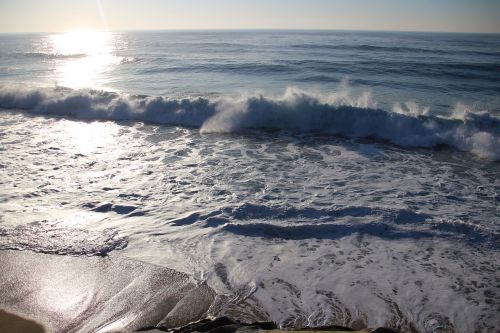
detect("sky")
[1,0,499,33]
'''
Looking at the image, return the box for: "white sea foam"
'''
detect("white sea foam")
[0,221,127,256]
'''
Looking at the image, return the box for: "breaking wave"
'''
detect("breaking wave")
[14,52,88,59]
[0,85,499,160]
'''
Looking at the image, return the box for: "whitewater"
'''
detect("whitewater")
[0,30,499,332]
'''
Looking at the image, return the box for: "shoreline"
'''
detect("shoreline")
[0,250,399,333]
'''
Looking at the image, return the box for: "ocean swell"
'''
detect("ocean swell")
[0,85,499,160]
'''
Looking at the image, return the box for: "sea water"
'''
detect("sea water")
[0,30,499,332]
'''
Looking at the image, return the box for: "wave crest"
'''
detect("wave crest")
[0,85,499,160]
[15,52,87,59]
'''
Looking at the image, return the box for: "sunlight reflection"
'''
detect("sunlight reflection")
[38,281,92,320]
[50,31,119,89]
[51,120,120,154]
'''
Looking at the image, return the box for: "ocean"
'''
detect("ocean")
[0,30,499,332]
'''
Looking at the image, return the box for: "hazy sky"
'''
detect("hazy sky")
[1,0,499,33]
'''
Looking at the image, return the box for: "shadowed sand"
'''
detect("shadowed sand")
[0,310,46,333]
[0,250,215,332]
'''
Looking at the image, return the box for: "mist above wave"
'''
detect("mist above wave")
[0,84,498,160]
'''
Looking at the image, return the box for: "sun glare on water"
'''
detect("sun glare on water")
[50,30,119,89]
[51,119,120,155]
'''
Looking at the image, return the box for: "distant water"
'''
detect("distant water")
[0,30,499,332]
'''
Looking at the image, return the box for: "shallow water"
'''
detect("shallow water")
[0,30,499,332]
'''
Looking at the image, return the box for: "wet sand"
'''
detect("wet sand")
[0,250,215,332]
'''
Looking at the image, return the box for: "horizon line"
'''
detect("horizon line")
[1,27,500,35]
